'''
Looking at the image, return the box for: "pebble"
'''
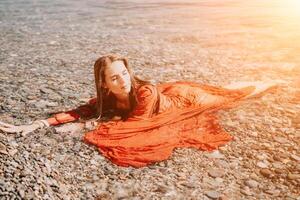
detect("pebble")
[46,102,59,107]
[272,161,285,169]
[264,189,280,196]
[40,87,53,94]
[90,159,98,166]
[208,169,226,178]
[213,157,228,166]
[273,155,284,162]
[256,161,269,168]
[215,177,223,183]
[114,187,130,199]
[244,179,259,188]
[59,184,68,194]
[84,182,95,190]
[274,168,285,174]
[290,154,300,162]
[205,191,221,199]
[273,136,290,144]
[18,189,26,198]
[205,150,225,159]
[154,185,168,193]
[8,148,18,156]
[229,161,239,169]
[240,188,252,196]
[206,178,223,188]
[287,173,300,180]
[260,169,273,178]
[0,143,8,155]
[250,131,258,137]
[49,41,57,45]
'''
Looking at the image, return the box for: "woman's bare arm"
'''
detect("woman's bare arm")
[0,98,97,135]
[47,97,97,126]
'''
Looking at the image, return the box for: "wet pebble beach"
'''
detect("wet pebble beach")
[0,0,299,199]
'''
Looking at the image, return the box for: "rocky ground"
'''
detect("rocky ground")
[0,0,299,199]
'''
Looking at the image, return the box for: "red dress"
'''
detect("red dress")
[48,81,257,167]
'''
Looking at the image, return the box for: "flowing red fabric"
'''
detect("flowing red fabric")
[83,82,256,168]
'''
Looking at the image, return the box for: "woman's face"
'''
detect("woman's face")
[103,60,132,95]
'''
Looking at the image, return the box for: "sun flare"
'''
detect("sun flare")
[279,0,300,17]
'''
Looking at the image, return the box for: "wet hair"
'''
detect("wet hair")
[93,54,150,121]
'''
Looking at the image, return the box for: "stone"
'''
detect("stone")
[214,160,230,168]
[244,179,258,188]
[290,154,300,162]
[8,148,18,156]
[264,189,280,196]
[256,153,268,160]
[46,102,58,107]
[205,150,225,159]
[114,187,130,199]
[44,160,52,174]
[249,173,260,181]
[54,123,84,134]
[273,136,290,144]
[205,191,221,199]
[272,161,285,169]
[49,41,57,45]
[96,192,111,200]
[274,169,285,174]
[287,173,300,180]
[10,160,19,168]
[229,161,239,169]
[251,131,258,137]
[0,142,8,155]
[260,169,273,178]
[90,159,98,166]
[215,177,224,183]
[154,184,168,193]
[208,169,226,178]
[206,178,223,188]
[256,161,269,168]
[35,100,49,108]
[84,182,95,190]
[18,189,26,198]
[240,188,252,196]
[40,87,53,94]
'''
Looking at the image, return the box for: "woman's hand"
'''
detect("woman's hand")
[0,120,49,136]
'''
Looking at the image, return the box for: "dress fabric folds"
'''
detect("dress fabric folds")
[83,81,256,167]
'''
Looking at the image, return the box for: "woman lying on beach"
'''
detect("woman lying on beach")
[0,54,277,167]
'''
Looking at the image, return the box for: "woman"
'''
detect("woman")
[0,54,277,167]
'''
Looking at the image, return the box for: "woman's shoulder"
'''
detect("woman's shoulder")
[136,83,157,93]
[136,84,158,99]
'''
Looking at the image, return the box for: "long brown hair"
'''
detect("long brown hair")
[94,54,150,121]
